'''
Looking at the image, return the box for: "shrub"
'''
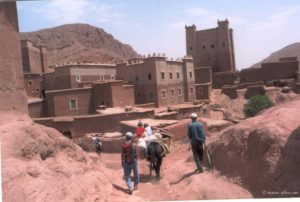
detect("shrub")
[243,94,274,117]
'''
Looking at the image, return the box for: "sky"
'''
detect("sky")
[17,0,300,70]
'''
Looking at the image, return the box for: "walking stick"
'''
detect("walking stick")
[204,143,213,171]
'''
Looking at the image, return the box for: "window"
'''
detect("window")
[135,76,139,81]
[75,76,81,82]
[208,57,210,61]
[149,92,153,98]
[169,73,173,79]
[177,72,180,79]
[222,42,226,48]
[161,90,166,98]
[148,73,152,80]
[202,45,206,49]
[161,72,165,79]
[111,75,115,80]
[211,44,215,48]
[198,87,203,94]
[189,71,193,78]
[190,87,194,93]
[137,93,141,97]
[100,75,104,80]
[178,88,182,96]
[28,80,33,86]
[69,99,77,109]
[171,89,175,97]
[189,46,193,50]
[36,89,39,92]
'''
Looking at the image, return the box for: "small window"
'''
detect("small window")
[177,72,180,79]
[198,87,203,94]
[149,92,153,98]
[76,76,81,82]
[69,99,77,109]
[222,42,226,48]
[190,87,194,93]
[161,72,165,79]
[111,75,115,80]
[137,93,141,97]
[208,57,210,61]
[100,75,104,80]
[189,71,193,78]
[189,46,193,50]
[148,73,152,80]
[169,73,173,79]
[202,45,206,49]
[171,89,175,97]
[161,90,166,98]
[28,80,33,86]
[178,88,182,96]
[211,44,214,48]
[36,89,39,92]
[135,76,139,81]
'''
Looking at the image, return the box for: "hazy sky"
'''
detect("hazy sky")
[17,0,300,70]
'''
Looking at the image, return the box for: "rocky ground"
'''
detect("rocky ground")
[2,96,300,201]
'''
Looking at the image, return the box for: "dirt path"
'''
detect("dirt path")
[99,144,252,201]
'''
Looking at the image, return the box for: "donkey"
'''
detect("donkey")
[147,141,165,180]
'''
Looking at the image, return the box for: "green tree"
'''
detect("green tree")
[243,95,274,117]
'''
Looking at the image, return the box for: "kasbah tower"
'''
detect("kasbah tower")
[185,19,236,73]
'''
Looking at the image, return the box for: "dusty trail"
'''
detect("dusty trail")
[100,143,252,201]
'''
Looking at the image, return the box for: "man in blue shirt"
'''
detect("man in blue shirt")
[188,113,206,173]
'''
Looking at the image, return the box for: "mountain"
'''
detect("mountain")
[249,42,300,68]
[20,23,139,67]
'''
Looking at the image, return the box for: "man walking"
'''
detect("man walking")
[187,113,206,173]
[121,132,139,194]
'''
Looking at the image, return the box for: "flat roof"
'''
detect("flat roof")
[54,63,116,69]
[120,118,178,128]
[45,87,92,94]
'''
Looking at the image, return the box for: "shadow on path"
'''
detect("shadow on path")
[112,184,129,194]
[169,170,198,185]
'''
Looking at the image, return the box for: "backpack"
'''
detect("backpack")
[123,142,137,163]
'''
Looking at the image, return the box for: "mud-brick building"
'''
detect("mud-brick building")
[116,55,196,107]
[194,67,212,100]
[185,19,236,73]
[21,40,49,98]
[240,57,299,83]
[45,80,134,117]
[43,63,116,91]
[21,39,48,74]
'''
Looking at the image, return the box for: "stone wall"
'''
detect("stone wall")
[212,71,238,89]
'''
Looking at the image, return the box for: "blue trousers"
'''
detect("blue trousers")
[123,159,139,189]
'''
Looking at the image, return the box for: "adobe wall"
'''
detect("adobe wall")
[28,100,44,118]
[92,82,113,108]
[23,73,42,97]
[156,59,186,107]
[240,68,263,83]
[111,83,135,107]
[21,40,43,74]
[45,88,92,117]
[33,109,155,138]
[240,60,298,84]
[212,71,238,89]
[194,67,212,84]
[261,61,298,82]
[196,84,211,100]
[221,85,238,99]
[0,3,27,114]
[245,85,266,99]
